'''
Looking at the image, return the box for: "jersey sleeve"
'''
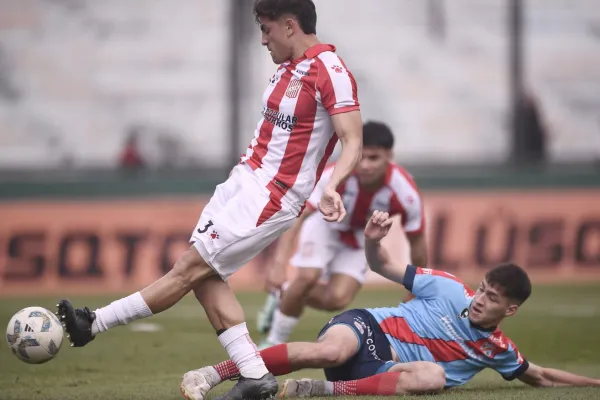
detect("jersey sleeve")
[306,166,335,210]
[491,339,530,381]
[402,265,467,299]
[316,53,360,116]
[388,166,425,236]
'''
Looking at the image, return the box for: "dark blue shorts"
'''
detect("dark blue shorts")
[317,309,397,381]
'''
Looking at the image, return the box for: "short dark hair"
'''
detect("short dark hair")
[253,0,317,35]
[485,263,531,305]
[362,121,395,150]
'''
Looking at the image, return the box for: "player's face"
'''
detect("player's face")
[356,147,392,186]
[469,280,519,327]
[259,17,294,64]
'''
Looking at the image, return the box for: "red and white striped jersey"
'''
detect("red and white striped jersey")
[306,162,425,248]
[241,44,359,219]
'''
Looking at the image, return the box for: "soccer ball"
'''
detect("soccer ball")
[5,306,64,364]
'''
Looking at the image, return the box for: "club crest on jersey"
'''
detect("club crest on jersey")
[460,308,469,319]
[285,79,303,98]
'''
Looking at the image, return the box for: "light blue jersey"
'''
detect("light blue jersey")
[367,265,529,388]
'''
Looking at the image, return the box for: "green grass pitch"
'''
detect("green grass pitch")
[1,284,600,399]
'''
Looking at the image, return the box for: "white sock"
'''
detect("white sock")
[91,292,153,335]
[323,381,334,395]
[202,366,222,387]
[266,309,299,345]
[218,322,269,379]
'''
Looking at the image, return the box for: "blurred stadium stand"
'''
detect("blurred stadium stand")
[0,0,229,169]
[0,0,598,170]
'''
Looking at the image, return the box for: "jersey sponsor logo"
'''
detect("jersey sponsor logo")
[365,325,381,360]
[285,79,303,98]
[371,199,390,213]
[261,107,298,132]
[353,321,365,335]
[440,315,481,361]
[269,74,280,85]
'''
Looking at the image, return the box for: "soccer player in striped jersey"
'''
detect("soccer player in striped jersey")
[57,2,363,399]
[256,121,428,349]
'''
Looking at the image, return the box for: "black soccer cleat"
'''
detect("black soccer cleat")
[214,373,278,400]
[56,299,96,347]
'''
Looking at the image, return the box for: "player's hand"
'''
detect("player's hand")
[318,186,346,223]
[265,262,287,293]
[364,210,393,241]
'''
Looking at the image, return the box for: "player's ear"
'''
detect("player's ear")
[505,304,519,317]
[284,17,294,36]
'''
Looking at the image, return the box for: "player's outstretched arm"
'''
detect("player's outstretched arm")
[364,211,408,284]
[407,233,428,267]
[518,362,600,388]
[318,110,362,222]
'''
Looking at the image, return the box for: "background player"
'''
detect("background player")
[256,121,428,349]
[181,211,600,400]
[56,1,363,400]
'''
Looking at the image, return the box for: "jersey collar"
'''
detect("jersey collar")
[470,321,497,332]
[304,44,336,59]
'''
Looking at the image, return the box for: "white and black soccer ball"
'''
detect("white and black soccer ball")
[6,306,64,364]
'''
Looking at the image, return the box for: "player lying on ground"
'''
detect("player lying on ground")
[56,1,363,400]
[256,121,428,349]
[180,211,600,399]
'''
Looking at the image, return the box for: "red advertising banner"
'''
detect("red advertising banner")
[0,189,599,296]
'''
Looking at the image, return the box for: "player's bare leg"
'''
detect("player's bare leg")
[304,274,361,311]
[259,268,320,348]
[181,325,359,400]
[279,361,446,397]
[193,276,246,330]
[57,246,214,347]
[261,273,359,348]
[189,277,278,400]
[60,244,278,399]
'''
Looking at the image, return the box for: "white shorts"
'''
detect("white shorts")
[190,164,297,280]
[290,212,368,284]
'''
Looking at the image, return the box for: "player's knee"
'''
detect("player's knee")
[315,342,346,367]
[420,363,446,392]
[293,270,320,290]
[172,250,212,288]
[172,258,197,289]
[323,290,354,311]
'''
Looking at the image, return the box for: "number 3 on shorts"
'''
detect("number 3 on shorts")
[197,220,214,234]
